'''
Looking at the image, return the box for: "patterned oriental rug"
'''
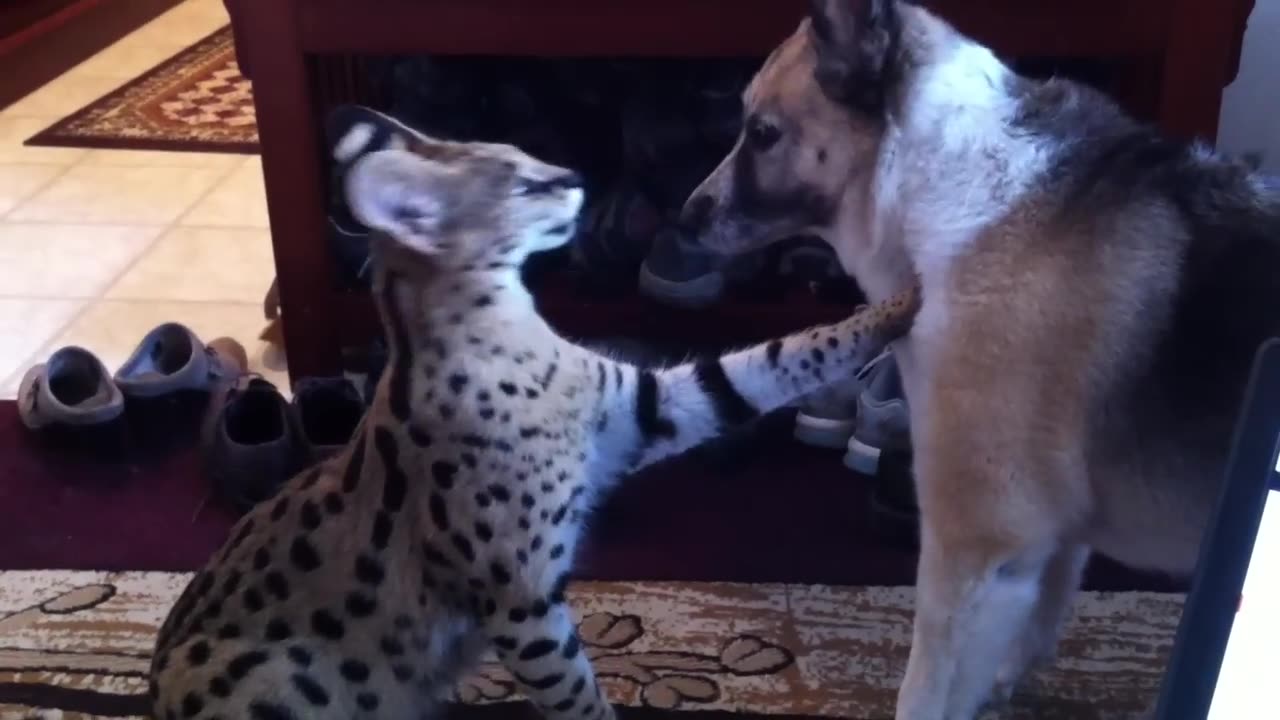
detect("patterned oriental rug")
[0,571,1177,719]
[24,28,258,154]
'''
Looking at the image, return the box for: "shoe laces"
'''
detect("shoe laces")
[205,346,233,379]
[855,348,894,383]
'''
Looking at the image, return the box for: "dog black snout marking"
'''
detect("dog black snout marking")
[680,194,715,234]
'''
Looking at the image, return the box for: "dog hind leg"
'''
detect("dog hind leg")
[895,389,1086,720]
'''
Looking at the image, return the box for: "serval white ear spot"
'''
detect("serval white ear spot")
[334,122,377,163]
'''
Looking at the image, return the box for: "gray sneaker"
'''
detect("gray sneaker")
[637,226,726,308]
[793,298,871,450]
[18,347,124,431]
[843,349,910,475]
[113,323,245,399]
[793,376,863,449]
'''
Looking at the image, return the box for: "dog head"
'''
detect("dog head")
[332,106,586,271]
[681,0,911,262]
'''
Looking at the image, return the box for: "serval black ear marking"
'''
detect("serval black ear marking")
[327,105,472,181]
[808,0,903,115]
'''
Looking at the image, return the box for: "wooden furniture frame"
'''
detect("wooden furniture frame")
[0,0,183,109]
[228,0,1249,385]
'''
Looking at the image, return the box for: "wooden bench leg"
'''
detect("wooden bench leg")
[238,3,343,386]
[1157,0,1237,143]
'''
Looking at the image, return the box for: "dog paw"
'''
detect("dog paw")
[992,646,1055,706]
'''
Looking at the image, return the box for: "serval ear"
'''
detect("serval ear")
[807,0,902,114]
[327,104,468,174]
[344,149,455,256]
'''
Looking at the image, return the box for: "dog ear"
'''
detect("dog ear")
[808,0,901,113]
[344,149,455,255]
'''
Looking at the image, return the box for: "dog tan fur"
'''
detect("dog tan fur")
[682,1,1280,718]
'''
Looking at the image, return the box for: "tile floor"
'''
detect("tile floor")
[0,0,288,399]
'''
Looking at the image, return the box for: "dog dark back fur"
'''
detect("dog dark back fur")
[1012,73,1280,453]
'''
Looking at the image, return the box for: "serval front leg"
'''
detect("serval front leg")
[482,551,613,720]
[619,282,921,472]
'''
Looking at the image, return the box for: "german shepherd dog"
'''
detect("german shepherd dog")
[682,1,1280,717]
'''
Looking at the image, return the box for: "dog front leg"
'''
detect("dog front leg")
[897,525,1051,720]
[992,542,1089,702]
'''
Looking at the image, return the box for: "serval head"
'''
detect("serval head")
[333,105,586,272]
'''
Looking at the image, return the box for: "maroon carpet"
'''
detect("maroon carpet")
[0,400,1181,592]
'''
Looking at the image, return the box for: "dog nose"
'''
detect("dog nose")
[680,194,715,234]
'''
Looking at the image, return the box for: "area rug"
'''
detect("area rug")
[0,571,1177,719]
[24,27,257,154]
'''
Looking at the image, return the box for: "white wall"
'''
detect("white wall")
[1218,0,1280,173]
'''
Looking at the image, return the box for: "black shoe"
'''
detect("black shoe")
[868,448,919,549]
[292,376,365,464]
[203,377,308,513]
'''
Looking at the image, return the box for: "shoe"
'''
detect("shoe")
[618,59,751,211]
[113,323,247,450]
[774,237,846,288]
[18,347,128,456]
[793,376,863,449]
[385,57,496,142]
[637,226,726,308]
[114,323,246,399]
[292,376,365,463]
[203,377,308,512]
[843,349,911,475]
[570,184,663,295]
[737,236,861,304]
[868,447,919,549]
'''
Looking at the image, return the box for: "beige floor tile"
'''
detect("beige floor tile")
[162,0,231,28]
[30,299,288,392]
[0,164,66,217]
[8,164,230,225]
[0,299,85,388]
[0,116,87,165]
[106,226,275,303]
[65,36,190,81]
[179,156,269,228]
[0,223,162,298]
[126,0,229,48]
[1,74,124,119]
[79,148,243,169]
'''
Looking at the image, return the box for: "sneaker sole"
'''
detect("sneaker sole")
[844,435,883,475]
[793,414,856,449]
[637,261,724,308]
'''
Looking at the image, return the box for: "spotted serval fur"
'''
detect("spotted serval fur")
[148,105,921,720]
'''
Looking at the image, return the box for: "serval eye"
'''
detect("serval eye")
[746,117,781,151]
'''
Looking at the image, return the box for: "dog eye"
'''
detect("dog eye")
[746,118,782,151]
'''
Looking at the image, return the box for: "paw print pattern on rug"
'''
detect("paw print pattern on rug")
[454,611,795,710]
